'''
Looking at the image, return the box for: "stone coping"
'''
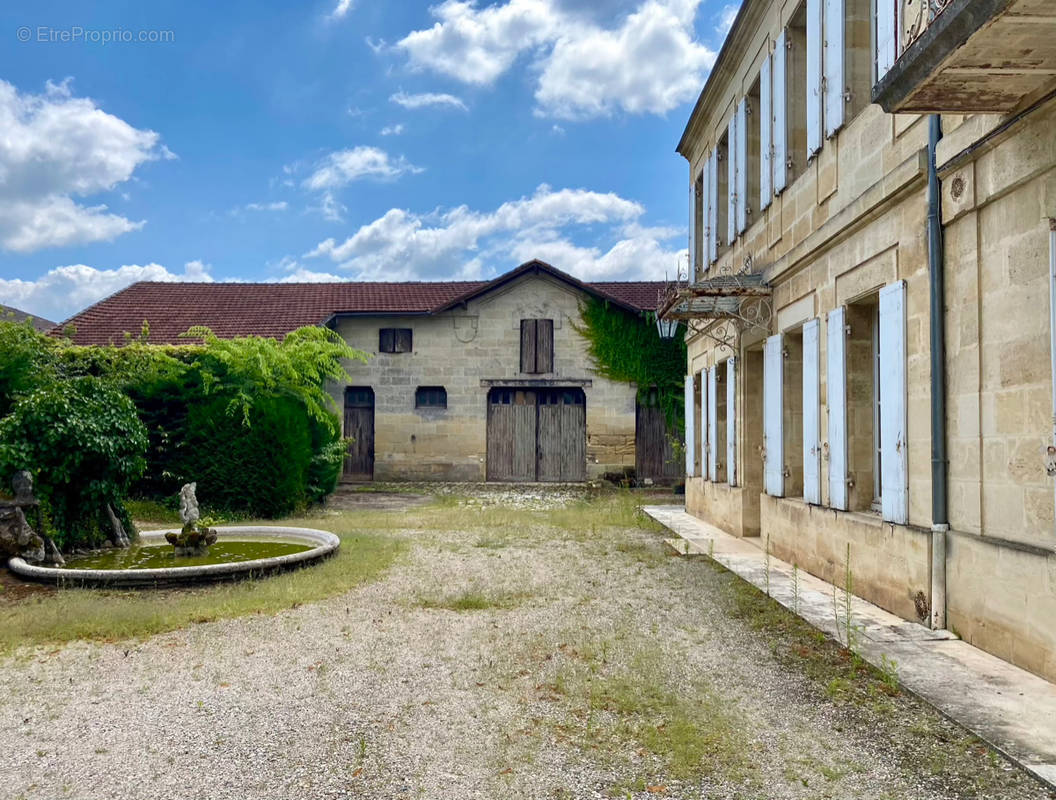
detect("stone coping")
[7,526,340,588]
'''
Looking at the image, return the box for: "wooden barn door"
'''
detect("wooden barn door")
[343,386,375,481]
[487,388,586,482]
[635,388,678,481]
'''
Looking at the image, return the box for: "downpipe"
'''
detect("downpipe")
[928,115,948,630]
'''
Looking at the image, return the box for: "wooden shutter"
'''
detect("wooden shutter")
[726,357,737,487]
[708,366,719,482]
[520,320,536,373]
[806,0,823,159]
[699,369,709,479]
[379,328,394,353]
[880,281,908,524]
[689,180,698,276]
[684,373,696,477]
[875,0,897,78]
[764,334,785,497]
[773,31,788,194]
[736,98,749,234]
[803,318,822,504]
[708,150,720,261]
[701,158,711,269]
[396,328,412,353]
[760,55,773,211]
[727,115,738,245]
[536,319,554,372]
[824,0,845,139]
[827,306,848,510]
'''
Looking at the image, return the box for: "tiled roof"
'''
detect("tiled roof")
[1,304,56,332]
[56,263,665,345]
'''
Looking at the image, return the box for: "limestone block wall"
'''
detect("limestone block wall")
[327,273,639,481]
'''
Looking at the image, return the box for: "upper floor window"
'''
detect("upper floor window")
[379,327,412,353]
[520,319,554,374]
[415,386,447,409]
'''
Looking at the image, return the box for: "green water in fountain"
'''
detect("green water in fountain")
[62,539,312,570]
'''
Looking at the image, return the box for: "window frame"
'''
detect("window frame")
[379,327,412,354]
[415,385,448,410]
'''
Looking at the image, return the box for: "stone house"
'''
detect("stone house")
[60,260,675,484]
[659,0,1056,681]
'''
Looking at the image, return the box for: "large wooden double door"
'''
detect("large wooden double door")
[486,388,586,482]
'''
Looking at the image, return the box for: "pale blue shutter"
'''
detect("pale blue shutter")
[736,98,749,234]
[760,55,772,210]
[880,281,908,524]
[727,115,738,245]
[726,357,737,487]
[875,0,897,78]
[708,150,719,261]
[824,0,845,138]
[699,368,709,479]
[685,373,695,477]
[827,306,848,510]
[701,158,711,270]
[803,319,821,504]
[773,31,788,193]
[764,334,785,497]
[806,0,823,159]
[708,366,719,482]
[689,180,697,276]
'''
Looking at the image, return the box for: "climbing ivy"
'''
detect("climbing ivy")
[575,297,686,433]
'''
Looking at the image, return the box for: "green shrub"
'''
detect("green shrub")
[0,376,148,549]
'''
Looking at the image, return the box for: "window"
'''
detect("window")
[415,386,447,409]
[845,298,878,512]
[716,131,730,253]
[379,328,412,353]
[787,4,809,181]
[691,170,704,278]
[746,77,761,228]
[520,319,554,373]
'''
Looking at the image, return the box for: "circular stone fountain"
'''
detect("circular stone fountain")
[9,526,340,587]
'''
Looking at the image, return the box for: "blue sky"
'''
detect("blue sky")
[0,0,738,322]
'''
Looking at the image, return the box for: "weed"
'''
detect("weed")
[416,590,528,612]
[792,562,800,615]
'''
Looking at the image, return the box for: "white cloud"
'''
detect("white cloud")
[0,79,169,253]
[0,260,214,322]
[380,123,406,136]
[396,0,715,119]
[329,0,354,20]
[233,201,288,215]
[303,184,682,281]
[303,146,422,191]
[716,3,739,36]
[389,91,468,111]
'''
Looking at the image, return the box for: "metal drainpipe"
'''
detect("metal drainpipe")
[928,114,948,630]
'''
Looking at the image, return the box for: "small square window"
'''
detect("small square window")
[379,328,412,353]
[415,386,447,409]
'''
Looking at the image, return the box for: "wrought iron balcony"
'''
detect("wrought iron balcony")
[873,0,1056,113]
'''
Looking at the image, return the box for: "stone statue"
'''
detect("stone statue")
[179,482,200,525]
[12,471,35,505]
[105,503,131,548]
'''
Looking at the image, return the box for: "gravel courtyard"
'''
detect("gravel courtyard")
[1,489,1052,800]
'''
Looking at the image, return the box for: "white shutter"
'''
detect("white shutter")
[827,306,848,510]
[764,334,785,497]
[701,158,711,271]
[685,373,695,477]
[708,366,719,482]
[736,98,749,234]
[806,0,823,159]
[726,357,737,487]
[880,281,908,524]
[699,368,709,479]
[708,150,719,261]
[803,319,822,504]
[773,31,788,193]
[689,180,697,276]
[824,0,845,139]
[875,0,897,78]
[760,55,772,210]
[727,115,738,245]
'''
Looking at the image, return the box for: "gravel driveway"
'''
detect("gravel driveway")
[1,492,1051,800]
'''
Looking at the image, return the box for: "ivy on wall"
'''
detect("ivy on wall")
[575,297,686,433]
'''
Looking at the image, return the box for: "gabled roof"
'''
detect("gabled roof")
[55,260,666,346]
[1,304,56,332]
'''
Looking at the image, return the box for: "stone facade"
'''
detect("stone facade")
[673,0,1056,681]
[328,270,644,482]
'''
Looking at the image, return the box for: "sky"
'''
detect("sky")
[0,0,740,323]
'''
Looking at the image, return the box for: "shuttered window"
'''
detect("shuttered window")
[415,386,447,409]
[824,0,846,138]
[773,30,789,194]
[727,114,739,245]
[764,334,785,497]
[708,150,720,263]
[806,0,823,159]
[879,281,908,524]
[726,357,737,487]
[735,98,749,235]
[689,180,698,276]
[699,369,709,479]
[802,318,822,504]
[760,56,773,211]
[827,306,848,510]
[379,328,412,353]
[701,157,712,270]
[520,319,554,373]
[685,373,696,477]
[708,367,719,482]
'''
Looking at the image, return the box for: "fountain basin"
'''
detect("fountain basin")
[7,526,340,588]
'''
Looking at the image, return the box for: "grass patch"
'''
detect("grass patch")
[0,517,404,654]
[125,498,181,525]
[417,589,528,612]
